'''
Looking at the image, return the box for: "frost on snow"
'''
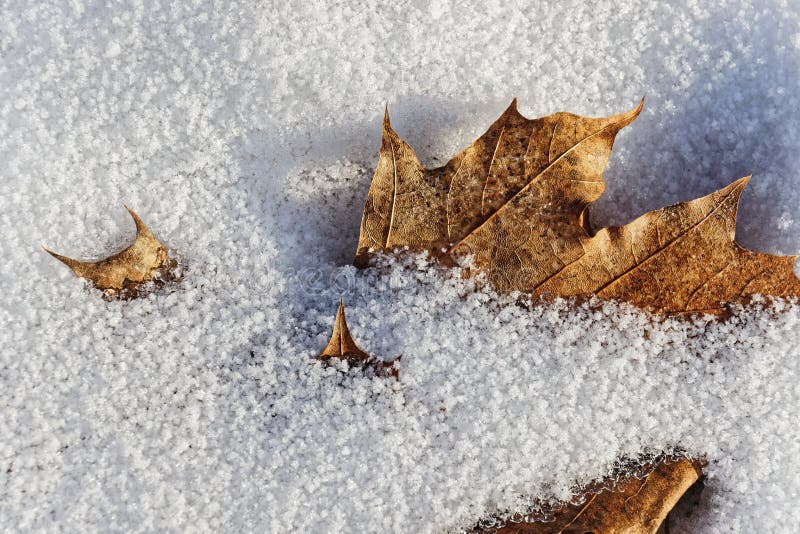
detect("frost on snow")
[3,1,800,532]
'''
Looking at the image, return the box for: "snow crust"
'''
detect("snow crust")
[3,1,800,532]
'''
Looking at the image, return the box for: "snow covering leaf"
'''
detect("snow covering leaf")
[355,101,800,314]
[45,207,177,299]
[319,298,400,378]
[481,458,702,534]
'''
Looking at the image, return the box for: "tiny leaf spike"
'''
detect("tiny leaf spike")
[46,206,177,299]
[319,297,370,362]
[478,458,701,534]
[319,298,400,378]
[355,101,800,314]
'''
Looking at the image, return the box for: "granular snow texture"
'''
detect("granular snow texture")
[3,1,800,532]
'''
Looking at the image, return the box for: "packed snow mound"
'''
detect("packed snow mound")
[3,1,800,532]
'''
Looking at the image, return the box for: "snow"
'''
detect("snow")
[2,0,800,532]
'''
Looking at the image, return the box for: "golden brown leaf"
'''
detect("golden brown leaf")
[356,100,642,275]
[46,206,177,299]
[479,458,701,534]
[319,298,400,377]
[355,101,800,314]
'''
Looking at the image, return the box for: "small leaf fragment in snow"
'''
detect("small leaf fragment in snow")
[46,206,178,299]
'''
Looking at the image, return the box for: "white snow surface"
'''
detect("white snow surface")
[3,1,800,532]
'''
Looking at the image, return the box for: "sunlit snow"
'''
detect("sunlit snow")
[3,1,800,532]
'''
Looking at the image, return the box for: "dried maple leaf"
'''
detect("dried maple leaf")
[46,206,177,299]
[319,298,400,378]
[355,101,800,314]
[356,100,641,272]
[477,458,702,534]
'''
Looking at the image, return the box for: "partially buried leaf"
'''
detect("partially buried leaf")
[533,177,800,314]
[319,298,400,378]
[476,458,702,534]
[356,99,642,276]
[46,206,177,299]
[355,101,800,314]
[320,297,371,362]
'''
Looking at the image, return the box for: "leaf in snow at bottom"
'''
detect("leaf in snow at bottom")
[477,458,702,534]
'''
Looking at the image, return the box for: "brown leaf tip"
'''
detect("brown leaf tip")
[44,247,86,272]
[319,298,401,378]
[636,95,646,113]
[506,97,518,114]
[124,204,150,236]
[732,174,752,191]
[382,103,395,135]
[45,206,178,299]
[614,96,645,128]
[319,298,370,362]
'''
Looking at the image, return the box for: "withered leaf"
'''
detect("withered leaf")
[356,101,800,314]
[319,298,400,378]
[46,206,177,299]
[356,100,641,273]
[478,458,701,534]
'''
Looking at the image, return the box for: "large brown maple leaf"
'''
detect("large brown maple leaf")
[355,101,800,314]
